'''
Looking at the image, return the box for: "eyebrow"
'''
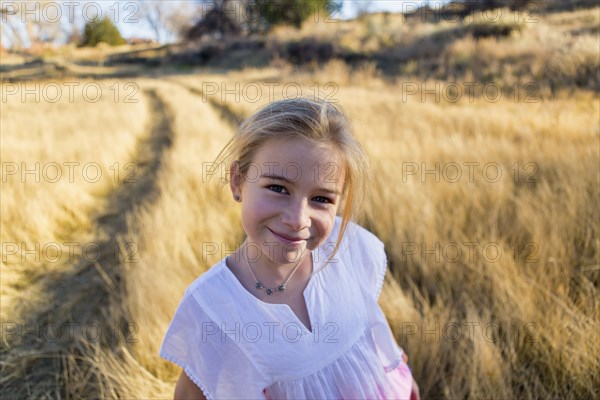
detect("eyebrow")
[261,174,341,195]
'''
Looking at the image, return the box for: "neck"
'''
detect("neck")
[242,241,311,284]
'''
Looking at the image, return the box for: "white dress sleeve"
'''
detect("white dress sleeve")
[345,222,388,300]
[159,288,269,400]
[345,222,407,371]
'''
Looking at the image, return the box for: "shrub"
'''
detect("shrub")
[284,38,335,64]
[254,0,337,29]
[80,17,126,47]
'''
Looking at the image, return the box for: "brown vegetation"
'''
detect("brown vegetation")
[1,4,598,399]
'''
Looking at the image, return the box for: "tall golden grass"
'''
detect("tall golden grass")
[160,66,598,398]
[1,7,598,400]
[1,80,148,319]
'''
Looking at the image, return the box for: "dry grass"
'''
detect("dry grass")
[438,9,600,91]
[338,87,599,399]
[0,79,169,398]
[338,68,595,399]
[121,80,241,384]
[270,6,600,92]
[0,80,148,320]
[1,6,599,400]
[150,67,599,399]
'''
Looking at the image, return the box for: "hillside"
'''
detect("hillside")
[1,5,599,95]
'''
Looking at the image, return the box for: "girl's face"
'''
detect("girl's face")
[230,137,346,268]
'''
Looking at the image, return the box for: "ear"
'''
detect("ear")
[229,160,243,202]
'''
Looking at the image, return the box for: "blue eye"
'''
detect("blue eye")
[268,185,288,194]
[313,196,332,204]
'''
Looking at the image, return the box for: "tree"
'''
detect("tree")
[253,0,338,29]
[186,0,242,40]
[80,16,125,47]
[185,0,340,40]
[0,0,63,50]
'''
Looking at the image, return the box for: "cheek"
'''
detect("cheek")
[315,210,336,238]
[242,204,261,229]
[242,195,275,222]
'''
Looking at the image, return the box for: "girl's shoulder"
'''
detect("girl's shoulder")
[179,258,233,306]
[332,216,388,300]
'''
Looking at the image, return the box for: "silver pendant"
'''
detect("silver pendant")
[256,282,286,295]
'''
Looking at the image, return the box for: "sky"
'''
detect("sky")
[339,0,450,19]
[0,1,453,47]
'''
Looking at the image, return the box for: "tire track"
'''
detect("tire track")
[165,77,243,128]
[0,89,174,398]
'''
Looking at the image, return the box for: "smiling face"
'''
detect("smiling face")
[230,137,346,269]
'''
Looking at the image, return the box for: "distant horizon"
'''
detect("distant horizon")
[1,1,452,48]
[118,1,453,43]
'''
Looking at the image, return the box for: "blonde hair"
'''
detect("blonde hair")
[214,97,369,267]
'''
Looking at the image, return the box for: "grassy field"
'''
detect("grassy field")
[1,5,599,400]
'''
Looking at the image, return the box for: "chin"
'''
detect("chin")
[278,246,308,264]
[271,239,309,261]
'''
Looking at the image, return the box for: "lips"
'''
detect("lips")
[268,228,308,243]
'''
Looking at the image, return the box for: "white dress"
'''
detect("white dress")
[160,217,414,399]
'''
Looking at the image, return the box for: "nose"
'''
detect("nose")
[282,198,311,231]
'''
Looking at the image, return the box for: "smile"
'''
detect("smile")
[268,228,308,245]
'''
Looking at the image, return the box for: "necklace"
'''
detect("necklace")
[244,245,305,295]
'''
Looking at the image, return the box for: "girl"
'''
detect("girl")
[160,98,420,400]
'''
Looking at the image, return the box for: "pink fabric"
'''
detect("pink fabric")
[380,362,413,400]
[262,361,413,400]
